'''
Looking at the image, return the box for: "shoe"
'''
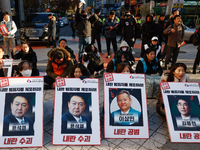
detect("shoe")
[94,71,99,78]
[106,55,111,58]
[186,69,191,73]
[99,52,104,55]
[132,50,135,54]
[193,70,196,74]
[98,69,104,76]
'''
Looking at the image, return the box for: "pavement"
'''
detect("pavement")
[5,35,200,150]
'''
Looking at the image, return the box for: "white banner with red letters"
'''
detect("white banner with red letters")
[53,78,101,145]
[0,77,44,148]
[104,73,149,138]
[160,82,200,143]
[3,59,13,77]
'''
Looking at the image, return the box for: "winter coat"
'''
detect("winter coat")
[48,16,56,36]
[163,23,184,48]
[144,42,161,59]
[11,46,37,68]
[103,16,119,39]
[157,18,165,39]
[122,15,137,39]
[46,48,73,80]
[90,14,102,34]
[74,6,92,37]
[136,54,163,75]
[141,14,157,44]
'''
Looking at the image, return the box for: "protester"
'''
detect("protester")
[83,44,104,78]
[58,39,77,64]
[156,63,189,117]
[140,13,157,57]
[46,14,56,48]
[157,14,165,46]
[117,15,124,43]
[192,29,200,74]
[103,10,119,58]
[11,42,37,68]
[144,36,161,60]
[44,47,73,88]
[0,11,17,57]
[114,62,134,73]
[121,11,137,53]
[70,16,76,38]
[90,9,102,54]
[15,60,39,77]
[163,15,184,69]
[135,13,142,40]
[136,48,163,75]
[68,63,90,79]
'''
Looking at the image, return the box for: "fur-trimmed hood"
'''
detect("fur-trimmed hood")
[48,47,71,62]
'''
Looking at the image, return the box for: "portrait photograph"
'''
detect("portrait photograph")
[61,92,92,134]
[168,95,200,131]
[3,93,35,136]
[109,88,143,126]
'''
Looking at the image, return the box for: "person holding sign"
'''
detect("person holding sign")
[68,63,90,79]
[172,98,200,131]
[111,90,141,125]
[3,96,34,136]
[0,11,17,58]
[61,95,92,134]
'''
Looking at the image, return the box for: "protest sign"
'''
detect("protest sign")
[0,77,44,148]
[104,73,149,138]
[53,78,100,145]
[3,59,13,77]
[0,24,8,36]
[160,82,200,143]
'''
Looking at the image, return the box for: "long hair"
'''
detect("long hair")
[114,62,131,73]
[167,63,187,81]
[68,63,90,78]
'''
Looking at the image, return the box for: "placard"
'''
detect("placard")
[3,59,13,77]
[0,77,44,148]
[160,82,200,143]
[0,24,8,36]
[53,78,101,145]
[104,73,149,138]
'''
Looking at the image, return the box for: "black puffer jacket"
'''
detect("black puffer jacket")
[11,46,37,68]
[103,16,119,39]
[141,14,157,44]
[122,15,137,39]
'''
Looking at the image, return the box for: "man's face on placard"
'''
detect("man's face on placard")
[11,96,29,119]
[177,99,191,116]
[68,96,86,117]
[117,93,132,112]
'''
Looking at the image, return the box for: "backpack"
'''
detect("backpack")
[192,28,200,46]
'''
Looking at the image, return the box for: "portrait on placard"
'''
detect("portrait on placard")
[3,93,35,136]
[168,95,200,131]
[109,88,143,126]
[61,92,92,134]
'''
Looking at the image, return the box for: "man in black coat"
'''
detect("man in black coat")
[11,42,37,68]
[140,14,157,57]
[47,14,56,48]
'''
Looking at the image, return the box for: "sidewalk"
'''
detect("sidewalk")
[9,36,200,150]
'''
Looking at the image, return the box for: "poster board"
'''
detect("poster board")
[160,82,200,143]
[0,77,44,148]
[53,78,101,145]
[3,59,13,77]
[104,73,149,138]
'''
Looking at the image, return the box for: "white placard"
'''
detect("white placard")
[0,77,44,148]
[53,78,101,145]
[160,82,200,143]
[3,59,13,77]
[104,73,149,138]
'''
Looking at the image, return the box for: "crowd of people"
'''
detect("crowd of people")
[0,4,199,118]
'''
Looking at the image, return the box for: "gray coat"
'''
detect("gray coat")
[48,16,56,37]
[163,23,184,48]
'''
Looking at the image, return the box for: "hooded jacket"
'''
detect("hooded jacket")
[141,14,157,44]
[46,48,73,79]
[11,46,37,68]
[144,41,161,59]
[114,41,135,67]
[48,16,56,36]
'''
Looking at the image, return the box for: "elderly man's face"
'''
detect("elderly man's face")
[117,93,132,112]
[177,99,191,116]
[68,96,86,117]
[11,96,29,119]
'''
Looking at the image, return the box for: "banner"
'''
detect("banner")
[53,78,101,145]
[104,73,149,138]
[160,82,200,143]
[3,59,13,77]
[0,77,44,148]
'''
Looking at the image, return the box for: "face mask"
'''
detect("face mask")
[122,47,127,51]
[21,69,32,76]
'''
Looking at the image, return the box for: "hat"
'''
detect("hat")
[151,36,158,41]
